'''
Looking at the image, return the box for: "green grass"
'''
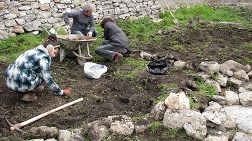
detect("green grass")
[192,80,217,98]
[161,128,194,140]
[175,5,252,27]
[116,17,161,43]
[189,97,200,109]
[243,44,252,51]
[149,121,163,134]
[114,57,147,80]
[152,83,178,105]
[0,5,251,64]
[56,28,69,35]
[149,121,194,140]
[132,113,151,121]
[0,33,46,63]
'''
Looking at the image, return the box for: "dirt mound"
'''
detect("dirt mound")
[0,25,251,140]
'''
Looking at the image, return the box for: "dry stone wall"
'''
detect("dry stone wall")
[0,0,162,39]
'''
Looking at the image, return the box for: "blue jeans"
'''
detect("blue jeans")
[71,29,98,37]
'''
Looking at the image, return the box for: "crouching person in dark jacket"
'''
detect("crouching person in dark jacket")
[95,17,129,63]
[4,34,71,102]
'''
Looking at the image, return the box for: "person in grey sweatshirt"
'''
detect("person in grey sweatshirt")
[63,3,97,37]
[95,17,129,63]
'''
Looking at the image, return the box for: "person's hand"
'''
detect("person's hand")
[87,32,93,37]
[63,89,71,95]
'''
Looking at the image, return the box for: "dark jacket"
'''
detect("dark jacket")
[104,21,129,49]
[63,10,95,32]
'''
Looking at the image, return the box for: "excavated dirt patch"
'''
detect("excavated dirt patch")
[0,25,251,140]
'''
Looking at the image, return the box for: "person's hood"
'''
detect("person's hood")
[34,45,49,55]
[34,45,52,64]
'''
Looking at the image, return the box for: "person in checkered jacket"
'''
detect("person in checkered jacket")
[4,34,71,102]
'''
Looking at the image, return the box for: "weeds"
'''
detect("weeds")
[189,97,200,109]
[0,33,45,63]
[176,5,252,27]
[132,113,151,121]
[161,128,194,140]
[243,44,252,52]
[149,121,163,134]
[148,121,194,140]
[114,57,147,80]
[56,28,69,35]
[152,83,178,105]
[194,80,217,98]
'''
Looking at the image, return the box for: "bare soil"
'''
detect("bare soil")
[0,25,252,140]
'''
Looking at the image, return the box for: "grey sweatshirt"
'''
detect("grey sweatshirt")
[104,21,129,49]
[63,10,95,32]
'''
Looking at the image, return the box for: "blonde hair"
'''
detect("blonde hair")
[46,45,55,53]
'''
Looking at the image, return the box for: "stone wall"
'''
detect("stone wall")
[0,0,162,39]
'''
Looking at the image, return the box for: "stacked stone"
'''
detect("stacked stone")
[0,0,161,39]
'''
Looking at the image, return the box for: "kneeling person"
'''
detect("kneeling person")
[95,17,129,63]
[4,35,70,102]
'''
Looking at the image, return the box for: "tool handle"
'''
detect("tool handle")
[19,98,83,127]
[163,0,175,19]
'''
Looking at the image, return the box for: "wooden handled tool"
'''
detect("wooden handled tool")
[6,98,83,133]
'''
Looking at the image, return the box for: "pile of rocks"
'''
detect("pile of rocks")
[20,59,252,141]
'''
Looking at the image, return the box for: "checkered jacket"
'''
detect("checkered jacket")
[5,45,63,95]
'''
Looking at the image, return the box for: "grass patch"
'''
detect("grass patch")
[189,97,200,109]
[0,33,45,63]
[149,121,163,134]
[56,28,69,35]
[210,73,218,81]
[194,80,217,98]
[243,44,252,52]
[152,83,178,105]
[175,5,252,27]
[1,5,251,64]
[116,17,161,43]
[114,57,147,80]
[132,113,151,121]
[161,128,194,140]
[132,85,144,92]
[149,121,194,140]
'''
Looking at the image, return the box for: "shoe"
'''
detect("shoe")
[35,86,44,92]
[22,93,38,102]
[113,52,123,63]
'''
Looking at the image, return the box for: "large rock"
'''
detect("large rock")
[233,70,249,81]
[58,130,71,141]
[164,92,190,110]
[225,91,239,105]
[223,105,252,134]
[183,110,207,140]
[163,109,188,129]
[239,91,252,107]
[203,135,229,141]
[30,126,59,138]
[84,119,109,141]
[220,60,246,75]
[150,101,166,120]
[199,61,220,75]
[232,132,252,141]
[108,115,134,135]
